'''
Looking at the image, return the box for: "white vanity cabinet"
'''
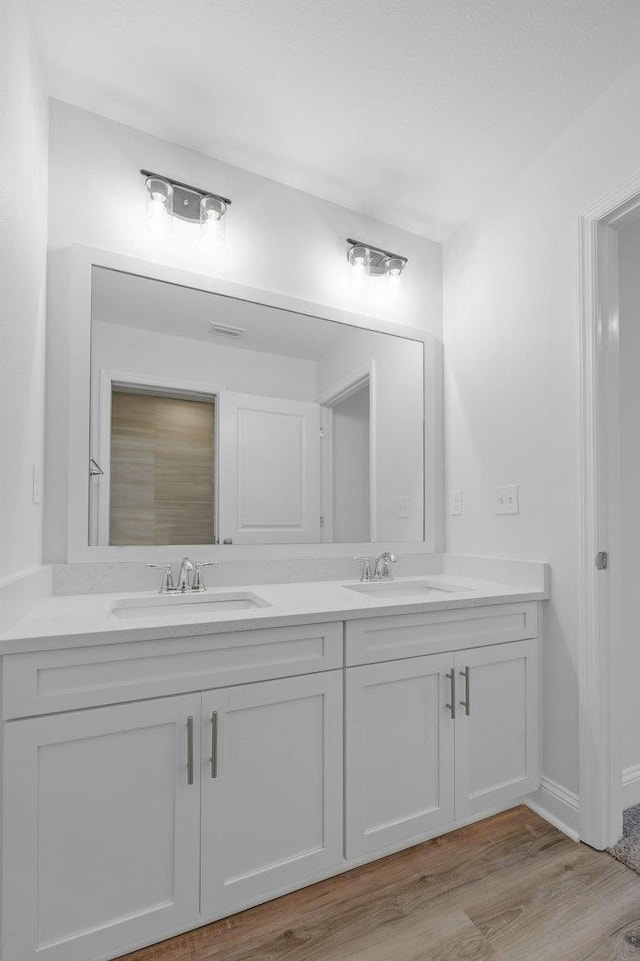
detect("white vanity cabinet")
[1,602,541,961]
[200,671,343,918]
[345,653,456,859]
[3,693,202,961]
[453,639,539,821]
[345,609,539,858]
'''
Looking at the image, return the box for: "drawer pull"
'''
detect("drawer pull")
[445,670,456,720]
[211,711,218,779]
[186,716,194,785]
[459,666,471,716]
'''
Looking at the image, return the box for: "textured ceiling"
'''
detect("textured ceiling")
[29,0,640,239]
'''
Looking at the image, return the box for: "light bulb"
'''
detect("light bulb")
[200,195,226,249]
[385,256,405,298]
[144,177,173,235]
[348,244,370,290]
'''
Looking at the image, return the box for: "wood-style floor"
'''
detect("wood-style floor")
[119,807,640,961]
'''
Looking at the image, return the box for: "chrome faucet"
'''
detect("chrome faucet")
[192,561,219,592]
[354,552,398,582]
[177,556,194,592]
[354,556,374,583]
[146,562,176,594]
[147,557,219,594]
[374,551,398,580]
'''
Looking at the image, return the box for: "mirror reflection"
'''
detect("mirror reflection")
[89,267,425,546]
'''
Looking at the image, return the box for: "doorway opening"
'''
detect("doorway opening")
[579,175,640,850]
[319,363,376,544]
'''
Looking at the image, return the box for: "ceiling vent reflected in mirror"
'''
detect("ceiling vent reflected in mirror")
[141,169,231,250]
[210,322,247,339]
[346,238,408,297]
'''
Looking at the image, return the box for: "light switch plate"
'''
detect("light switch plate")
[496,484,519,515]
[449,489,462,515]
[397,496,410,518]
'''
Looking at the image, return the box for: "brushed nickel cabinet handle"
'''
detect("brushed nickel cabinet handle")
[186,716,194,785]
[211,711,218,779]
[459,666,471,716]
[445,670,456,720]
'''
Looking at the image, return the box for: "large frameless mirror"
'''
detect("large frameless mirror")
[88,266,426,547]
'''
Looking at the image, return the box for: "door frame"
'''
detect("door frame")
[578,171,640,848]
[91,369,222,546]
[318,361,377,543]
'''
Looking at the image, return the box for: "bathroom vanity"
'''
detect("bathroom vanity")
[0,245,548,961]
[0,572,545,961]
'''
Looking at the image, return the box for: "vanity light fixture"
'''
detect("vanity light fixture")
[346,238,408,294]
[141,169,231,248]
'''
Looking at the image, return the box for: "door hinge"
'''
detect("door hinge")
[596,551,608,571]
[320,515,324,528]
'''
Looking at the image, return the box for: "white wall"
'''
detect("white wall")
[317,330,424,542]
[332,387,370,542]
[48,101,442,336]
[0,0,48,583]
[92,321,316,402]
[444,60,640,802]
[619,219,640,774]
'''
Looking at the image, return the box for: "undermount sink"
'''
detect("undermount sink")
[345,579,466,599]
[111,591,271,619]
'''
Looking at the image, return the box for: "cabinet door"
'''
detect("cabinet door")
[454,639,539,821]
[3,694,201,961]
[201,671,343,919]
[345,653,455,859]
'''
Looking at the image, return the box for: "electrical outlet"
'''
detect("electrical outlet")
[449,489,462,515]
[397,496,410,518]
[496,484,519,515]
[32,464,42,505]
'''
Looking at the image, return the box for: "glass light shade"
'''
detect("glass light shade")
[348,244,370,289]
[385,256,405,296]
[145,177,173,235]
[200,195,227,249]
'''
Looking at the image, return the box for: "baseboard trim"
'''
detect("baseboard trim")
[622,764,640,809]
[526,776,581,842]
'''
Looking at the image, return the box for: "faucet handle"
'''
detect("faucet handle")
[375,551,398,579]
[146,563,176,594]
[353,556,374,583]
[192,561,220,593]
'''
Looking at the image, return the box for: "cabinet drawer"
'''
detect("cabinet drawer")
[2,622,343,718]
[346,603,537,666]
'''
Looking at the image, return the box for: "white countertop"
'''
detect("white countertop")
[0,573,548,654]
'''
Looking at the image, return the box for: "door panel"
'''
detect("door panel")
[454,639,539,821]
[201,672,342,918]
[346,653,455,859]
[218,391,321,543]
[3,695,201,961]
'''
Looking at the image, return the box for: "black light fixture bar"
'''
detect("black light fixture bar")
[140,169,232,207]
[346,238,408,265]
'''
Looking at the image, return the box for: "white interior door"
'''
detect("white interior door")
[454,639,539,821]
[345,653,455,859]
[218,391,321,543]
[200,672,343,919]
[3,695,201,961]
